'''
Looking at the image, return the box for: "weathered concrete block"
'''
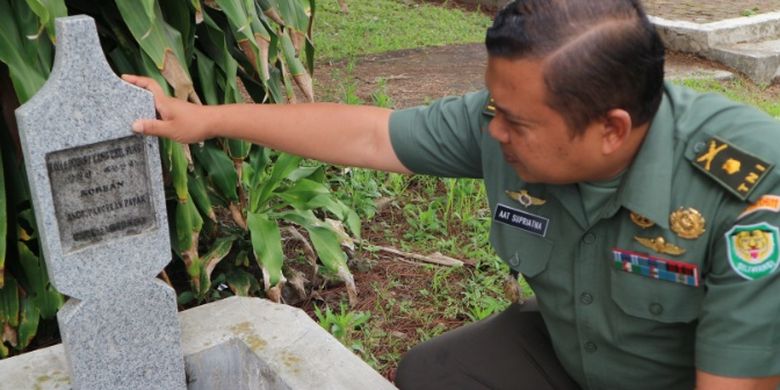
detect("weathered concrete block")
[0,297,398,390]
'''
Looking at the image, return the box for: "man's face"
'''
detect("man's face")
[485,56,604,184]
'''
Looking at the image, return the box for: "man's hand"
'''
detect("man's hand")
[696,370,780,390]
[121,75,213,143]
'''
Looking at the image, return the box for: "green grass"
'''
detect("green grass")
[314,0,492,61]
[674,78,780,118]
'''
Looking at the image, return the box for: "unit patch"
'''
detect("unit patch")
[692,137,774,200]
[738,195,780,220]
[612,248,699,287]
[494,203,549,237]
[725,223,780,280]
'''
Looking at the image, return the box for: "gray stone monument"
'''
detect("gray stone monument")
[15,15,186,390]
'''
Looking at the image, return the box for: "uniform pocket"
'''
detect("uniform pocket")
[511,236,554,277]
[610,268,703,323]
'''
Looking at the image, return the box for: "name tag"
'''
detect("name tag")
[494,203,549,237]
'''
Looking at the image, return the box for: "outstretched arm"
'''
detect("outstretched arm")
[122,75,411,174]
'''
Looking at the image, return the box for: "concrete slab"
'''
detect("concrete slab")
[652,12,780,52]
[707,39,780,84]
[0,297,397,390]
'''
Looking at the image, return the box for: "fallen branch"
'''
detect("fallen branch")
[357,239,465,267]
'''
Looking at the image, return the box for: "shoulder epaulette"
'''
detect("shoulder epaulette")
[691,136,774,201]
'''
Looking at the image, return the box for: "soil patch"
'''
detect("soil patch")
[643,0,780,23]
[316,44,734,109]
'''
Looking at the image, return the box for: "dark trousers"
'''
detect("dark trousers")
[395,300,580,390]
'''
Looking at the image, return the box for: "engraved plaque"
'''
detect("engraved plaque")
[47,136,156,253]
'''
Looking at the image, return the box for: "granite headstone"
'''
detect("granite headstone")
[15,15,186,390]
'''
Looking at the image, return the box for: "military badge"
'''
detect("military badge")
[634,236,686,256]
[670,207,706,239]
[738,195,780,220]
[691,137,774,200]
[725,223,780,280]
[630,212,655,229]
[505,190,546,208]
[483,98,496,117]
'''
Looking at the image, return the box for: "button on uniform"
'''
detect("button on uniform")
[584,341,598,353]
[583,233,596,244]
[580,292,594,305]
[649,303,664,316]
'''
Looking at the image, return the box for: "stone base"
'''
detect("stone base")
[0,297,397,390]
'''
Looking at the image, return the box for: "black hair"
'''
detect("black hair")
[485,0,665,135]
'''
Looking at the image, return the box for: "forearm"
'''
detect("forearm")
[207,102,410,173]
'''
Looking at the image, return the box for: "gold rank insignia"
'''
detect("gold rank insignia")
[670,207,706,239]
[635,236,686,256]
[506,190,546,207]
[483,98,496,117]
[630,212,655,229]
[692,137,774,200]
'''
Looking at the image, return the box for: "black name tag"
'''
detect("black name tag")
[494,203,549,237]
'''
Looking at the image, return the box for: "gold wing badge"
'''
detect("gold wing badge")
[506,190,546,207]
[634,236,686,256]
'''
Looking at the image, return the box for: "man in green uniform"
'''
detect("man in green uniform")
[123,0,780,388]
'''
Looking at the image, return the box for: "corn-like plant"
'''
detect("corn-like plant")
[0,0,360,358]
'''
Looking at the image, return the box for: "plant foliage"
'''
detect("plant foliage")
[0,0,360,358]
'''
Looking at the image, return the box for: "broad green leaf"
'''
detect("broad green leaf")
[116,0,196,101]
[174,200,194,254]
[287,165,320,182]
[247,212,284,286]
[226,139,252,160]
[18,241,62,319]
[187,169,216,222]
[191,142,239,202]
[0,275,19,328]
[24,0,67,42]
[306,194,360,238]
[305,224,348,275]
[251,152,302,212]
[202,236,234,278]
[0,146,6,288]
[225,268,254,296]
[16,296,39,351]
[0,0,48,103]
[194,49,218,105]
[275,178,329,209]
[170,142,189,202]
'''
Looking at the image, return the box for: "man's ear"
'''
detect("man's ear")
[601,109,633,155]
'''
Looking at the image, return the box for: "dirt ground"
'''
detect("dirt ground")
[430,0,780,23]
[642,0,780,23]
[315,44,736,109]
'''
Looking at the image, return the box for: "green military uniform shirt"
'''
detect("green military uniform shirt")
[389,82,780,389]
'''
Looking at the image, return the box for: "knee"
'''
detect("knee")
[394,342,432,389]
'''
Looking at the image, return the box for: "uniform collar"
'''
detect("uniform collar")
[614,88,675,229]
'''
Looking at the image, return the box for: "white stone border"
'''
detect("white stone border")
[651,12,780,52]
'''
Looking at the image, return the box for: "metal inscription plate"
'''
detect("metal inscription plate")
[47,136,156,253]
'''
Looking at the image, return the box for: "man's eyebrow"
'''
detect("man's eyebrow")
[493,103,532,123]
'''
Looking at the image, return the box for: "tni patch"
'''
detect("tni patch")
[494,203,549,237]
[725,223,780,280]
[612,249,699,287]
[693,137,773,200]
